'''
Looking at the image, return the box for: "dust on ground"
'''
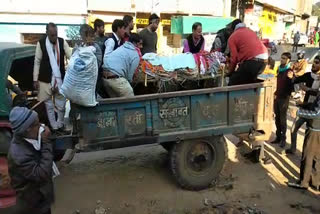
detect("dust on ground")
[52,108,320,214]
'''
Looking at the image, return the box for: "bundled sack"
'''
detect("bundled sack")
[60,46,98,107]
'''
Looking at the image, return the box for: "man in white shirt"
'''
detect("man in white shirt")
[103,19,126,58]
[33,22,71,134]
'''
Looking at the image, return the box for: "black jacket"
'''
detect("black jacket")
[7,136,54,213]
[275,69,294,99]
[294,72,319,104]
[108,33,123,51]
[211,28,230,53]
[38,37,66,83]
[184,34,204,54]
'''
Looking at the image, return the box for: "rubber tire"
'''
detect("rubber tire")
[170,136,226,191]
[0,129,12,155]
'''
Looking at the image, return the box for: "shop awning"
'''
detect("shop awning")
[171,16,234,34]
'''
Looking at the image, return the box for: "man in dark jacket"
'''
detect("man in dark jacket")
[293,31,300,53]
[93,19,109,98]
[7,107,56,214]
[210,19,241,55]
[271,52,293,148]
[286,55,320,154]
[211,28,229,53]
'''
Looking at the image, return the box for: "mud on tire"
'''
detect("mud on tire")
[170,136,226,191]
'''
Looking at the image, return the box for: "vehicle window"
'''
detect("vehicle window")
[9,56,35,91]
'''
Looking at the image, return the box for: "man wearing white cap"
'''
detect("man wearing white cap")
[7,107,59,214]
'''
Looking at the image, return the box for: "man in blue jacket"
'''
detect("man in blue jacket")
[102,33,142,97]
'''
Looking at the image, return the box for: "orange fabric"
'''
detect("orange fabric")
[293,59,307,77]
[141,60,155,74]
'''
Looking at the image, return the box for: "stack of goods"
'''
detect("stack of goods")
[60,46,98,107]
[135,51,226,83]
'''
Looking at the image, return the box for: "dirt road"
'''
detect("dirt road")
[52,115,320,214]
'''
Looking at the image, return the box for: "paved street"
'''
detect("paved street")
[52,108,320,214]
[273,45,320,61]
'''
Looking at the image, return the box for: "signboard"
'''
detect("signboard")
[283,15,294,22]
[136,18,149,25]
[136,18,171,25]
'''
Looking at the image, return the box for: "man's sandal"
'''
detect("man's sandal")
[287,182,308,190]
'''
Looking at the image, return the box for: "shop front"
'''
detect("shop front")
[244,2,290,41]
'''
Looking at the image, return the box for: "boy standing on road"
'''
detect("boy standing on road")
[271,52,293,148]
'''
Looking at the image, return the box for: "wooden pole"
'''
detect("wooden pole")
[221,66,226,87]
[31,101,43,110]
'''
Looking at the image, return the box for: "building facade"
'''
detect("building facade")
[243,0,312,40]
[295,0,313,34]
[87,0,232,54]
[0,0,232,52]
[244,0,296,40]
[0,0,87,44]
[1,0,314,48]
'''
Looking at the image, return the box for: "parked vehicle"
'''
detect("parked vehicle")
[279,33,309,46]
[0,43,72,210]
[276,33,309,47]
[298,33,309,46]
[0,43,275,209]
